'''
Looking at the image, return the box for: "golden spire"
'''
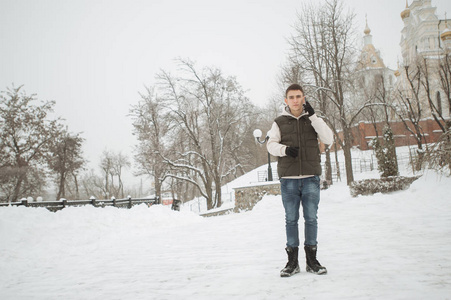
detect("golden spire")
[401,0,410,19]
[394,60,401,77]
[441,12,451,41]
[364,14,371,35]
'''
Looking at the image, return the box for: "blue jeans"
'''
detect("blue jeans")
[281,176,321,247]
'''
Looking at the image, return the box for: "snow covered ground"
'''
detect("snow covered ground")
[1,153,451,299]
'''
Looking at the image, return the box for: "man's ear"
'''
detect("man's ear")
[284,98,288,105]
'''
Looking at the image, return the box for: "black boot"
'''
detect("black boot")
[280,247,300,277]
[304,245,327,275]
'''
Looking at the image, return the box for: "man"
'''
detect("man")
[267,83,333,277]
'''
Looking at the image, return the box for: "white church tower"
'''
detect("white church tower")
[400,0,449,64]
[398,0,451,118]
[441,17,451,50]
[356,17,387,71]
[355,18,396,96]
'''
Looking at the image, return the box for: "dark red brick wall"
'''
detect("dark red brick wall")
[330,118,448,151]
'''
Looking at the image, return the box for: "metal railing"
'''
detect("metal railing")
[0,196,160,212]
[257,170,279,182]
[256,152,419,183]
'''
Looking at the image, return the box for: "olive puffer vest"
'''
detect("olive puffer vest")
[275,115,322,177]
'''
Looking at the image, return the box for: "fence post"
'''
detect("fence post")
[21,198,28,207]
[62,198,67,208]
[171,199,181,211]
[90,196,96,207]
[112,196,116,207]
[128,195,132,209]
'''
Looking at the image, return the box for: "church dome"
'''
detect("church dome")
[441,28,451,41]
[364,21,371,35]
[394,61,401,77]
[401,1,410,19]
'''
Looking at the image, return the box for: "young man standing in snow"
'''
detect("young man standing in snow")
[267,83,333,277]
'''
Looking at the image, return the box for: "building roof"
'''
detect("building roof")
[356,19,386,71]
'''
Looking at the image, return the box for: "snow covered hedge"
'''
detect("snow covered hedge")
[350,175,421,197]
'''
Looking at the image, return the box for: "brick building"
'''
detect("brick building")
[347,118,449,151]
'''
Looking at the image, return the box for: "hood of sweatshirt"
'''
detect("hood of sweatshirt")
[281,105,309,119]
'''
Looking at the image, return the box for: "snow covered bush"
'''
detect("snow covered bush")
[422,126,451,176]
[349,175,421,197]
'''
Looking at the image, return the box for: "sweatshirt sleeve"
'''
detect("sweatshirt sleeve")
[309,114,334,145]
[266,121,287,157]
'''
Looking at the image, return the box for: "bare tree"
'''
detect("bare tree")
[47,129,85,200]
[111,152,131,198]
[395,51,451,170]
[99,150,114,199]
[417,56,447,132]
[130,86,171,201]
[284,0,358,185]
[156,59,254,209]
[422,126,451,175]
[438,51,451,116]
[98,150,130,199]
[395,62,428,170]
[0,85,61,201]
[79,169,104,200]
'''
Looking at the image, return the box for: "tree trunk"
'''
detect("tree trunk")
[73,172,80,200]
[12,173,25,202]
[334,140,341,182]
[12,164,27,202]
[154,167,162,204]
[342,126,354,185]
[214,174,222,208]
[118,175,124,198]
[56,172,66,200]
[205,180,213,210]
[324,145,332,185]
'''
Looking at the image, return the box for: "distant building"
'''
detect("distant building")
[397,0,451,118]
[353,17,397,122]
[356,17,396,83]
[344,1,451,151]
[400,0,450,64]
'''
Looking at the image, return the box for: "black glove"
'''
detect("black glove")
[285,146,299,158]
[303,101,315,116]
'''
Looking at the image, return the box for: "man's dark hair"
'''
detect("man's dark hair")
[285,84,304,98]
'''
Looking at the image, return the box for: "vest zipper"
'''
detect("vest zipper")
[297,118,302,174]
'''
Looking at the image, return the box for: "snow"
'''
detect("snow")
[182,162,279,214]
[1,149,451,299]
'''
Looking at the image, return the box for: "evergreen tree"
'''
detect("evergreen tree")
[373,126,399,178]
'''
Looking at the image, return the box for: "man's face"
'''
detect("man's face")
[285,90,305,116]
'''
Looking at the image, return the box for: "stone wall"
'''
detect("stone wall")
[199,208,234,217]
[233,182,281,212]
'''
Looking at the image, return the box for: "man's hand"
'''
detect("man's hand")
[303,101,315,116]
[285,146,299,158]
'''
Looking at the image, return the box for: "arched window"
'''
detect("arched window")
[436,91,442,115]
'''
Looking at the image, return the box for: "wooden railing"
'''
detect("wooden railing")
[0,196,160,212]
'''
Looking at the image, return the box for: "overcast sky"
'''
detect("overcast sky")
[1,0,451,174]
